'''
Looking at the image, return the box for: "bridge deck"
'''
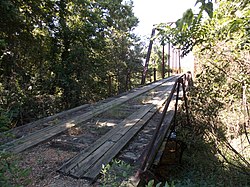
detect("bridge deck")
[0,77,177,154]
[0,75,184,184]
[58,77,178,180]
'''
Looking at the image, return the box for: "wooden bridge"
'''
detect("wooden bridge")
[0,73,192,185]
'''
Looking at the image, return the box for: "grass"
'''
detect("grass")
[0,151,31,187]
[159,111,250,187]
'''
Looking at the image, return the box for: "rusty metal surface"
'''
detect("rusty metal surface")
[136,72,192,182]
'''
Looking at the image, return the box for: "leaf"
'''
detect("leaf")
[195,0,205,6]
[146,180,155,187]
[156,182,162,187]
[204,2,213,18]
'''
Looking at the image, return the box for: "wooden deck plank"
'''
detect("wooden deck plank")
[72,141,115,176]
[1,76,177,153]
[58,77,178,174]
[96,99,178,185]
[59,104,154,174]
[60,78,179,180]
[70,106,154,178]
[0,104,90,138]
[83,96,178,180]
[59,86,172,175]
[82,101,175,180]
[82,110,157,180]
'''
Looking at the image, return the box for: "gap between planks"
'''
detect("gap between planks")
[58,80,178,181]
[0,76,178,154]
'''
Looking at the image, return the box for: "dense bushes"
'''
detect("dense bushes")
[156,0,250,185]
[0,0,144,128]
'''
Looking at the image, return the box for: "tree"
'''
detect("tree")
[157,0,250,177]
[0,0,141,128]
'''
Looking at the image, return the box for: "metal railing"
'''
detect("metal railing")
[136,72,192,181]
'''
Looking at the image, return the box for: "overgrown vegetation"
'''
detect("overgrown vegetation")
[0,0,143,129]
[145,180,175,187]
[161,110,249,186]
[100,159,134,187]
[0,107,12,132]
[1,0,249,186]
[155,0,250,186]
[0,151,31,187]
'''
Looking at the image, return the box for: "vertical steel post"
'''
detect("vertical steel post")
[168,42,171,77]
[181,77,191,126]
[172,48,175,73]
[141,28,156,85]
[178,50,181,73]
[153,69,156,82]
[162,40,165,79]
[173,78,181,128]
[153,60,156,82]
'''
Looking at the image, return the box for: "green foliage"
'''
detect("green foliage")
[0,151,31,187]
[195,0,213,18]
[157,0,250,57]
[155,0,250,185]
[149,44,169,79]
[0,0,142,128]
[146,180,175,187]
[100,159,134,187]
[165,109,250,186]
[0,107,12,132]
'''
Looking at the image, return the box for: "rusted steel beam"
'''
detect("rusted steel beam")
[162,41,165,79]
[139,77,179,173]
[167,42,171,77]
[136,73,191,181]
[141,28,156,85]
[181,76,191,126]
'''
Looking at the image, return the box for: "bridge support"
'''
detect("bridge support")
[141,28,156,85]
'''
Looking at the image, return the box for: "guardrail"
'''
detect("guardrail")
[136,72,193,184]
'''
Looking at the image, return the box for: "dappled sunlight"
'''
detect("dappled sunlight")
[229,135,250,159]
[97,121,117,127]
[120,95,129,99]
[65,122,75,129]
[125,121,138,127]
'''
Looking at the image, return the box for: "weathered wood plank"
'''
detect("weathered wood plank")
[82,111,156,180]
[0,104,90,137]
[83,95,178,180]
[83,99,175,180]
[72,141,115,176]
[62,79,178,180]
[1,76,177,153]
[59,104,153,174]
[57,77,177,174]
[72,106,155,178]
